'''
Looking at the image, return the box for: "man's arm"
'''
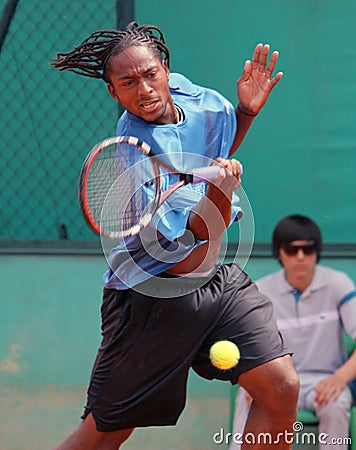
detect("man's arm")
[166,158,241,275]
[229,43,283,157]
[187,158,241,240]
[315,291,356,405]
[314,348,356,405]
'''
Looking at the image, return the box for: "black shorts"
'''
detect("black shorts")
[82,263,288,431]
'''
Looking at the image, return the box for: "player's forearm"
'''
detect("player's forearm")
[166,240,221,275]
[229,105,257,157]
[188,184,232,241]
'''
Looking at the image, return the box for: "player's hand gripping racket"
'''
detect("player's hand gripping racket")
[79,136,222,239]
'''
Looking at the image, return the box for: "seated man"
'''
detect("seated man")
[230,214,356,450]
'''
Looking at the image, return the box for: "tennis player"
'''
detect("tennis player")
[51,22,299,449]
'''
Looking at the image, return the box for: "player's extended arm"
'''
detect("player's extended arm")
[188,158,242,241]
[229,43,283,157]
[165,158,242,276]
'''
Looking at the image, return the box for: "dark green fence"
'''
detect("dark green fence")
[0,0,122,240]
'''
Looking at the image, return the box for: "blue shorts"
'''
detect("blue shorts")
[82,263,288,431]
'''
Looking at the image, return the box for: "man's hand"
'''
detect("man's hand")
[314,374,346,405]
[187,158,242,241]
[237,43,283,116]
[210,157,243,195]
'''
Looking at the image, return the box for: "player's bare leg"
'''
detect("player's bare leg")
[53,412,134,450]
[238,355,299,449]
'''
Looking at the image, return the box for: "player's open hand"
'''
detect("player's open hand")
[237,43,283,116]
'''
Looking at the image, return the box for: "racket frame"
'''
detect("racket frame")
[79,136,161,236]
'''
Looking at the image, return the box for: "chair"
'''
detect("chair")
[297,407,356,449]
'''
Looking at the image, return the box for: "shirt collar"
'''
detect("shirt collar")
[278,265,327,296]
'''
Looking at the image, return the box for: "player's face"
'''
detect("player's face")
[279,240,317,283]
[106,45,175,124]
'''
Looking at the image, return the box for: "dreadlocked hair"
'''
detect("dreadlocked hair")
[51,22,170,83]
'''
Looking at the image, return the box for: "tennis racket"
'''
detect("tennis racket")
[78,136,223,239]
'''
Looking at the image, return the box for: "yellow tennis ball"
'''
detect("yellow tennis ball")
[209,340,240,370]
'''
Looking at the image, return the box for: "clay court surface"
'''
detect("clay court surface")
[0,380,230,450]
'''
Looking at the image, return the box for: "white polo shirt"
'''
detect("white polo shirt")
[256,265,356,377]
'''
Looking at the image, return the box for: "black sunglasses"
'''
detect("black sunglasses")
[282,243,316,256]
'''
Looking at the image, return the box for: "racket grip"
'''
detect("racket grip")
[190,164,243,183]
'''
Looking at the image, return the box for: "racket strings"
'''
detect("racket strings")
[103,170,154,234]
[81,137,211,239]
[86,155,118,220]
[86,142,159,237]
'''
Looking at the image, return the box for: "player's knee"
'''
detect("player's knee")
[261,359,300,416]
[275,368,299,413]
[240,355,300,417]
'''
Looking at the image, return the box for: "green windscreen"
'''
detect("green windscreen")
[0,0,355,244]
[137,0,356,244]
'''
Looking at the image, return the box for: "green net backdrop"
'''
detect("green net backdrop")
[1,0,355,245]
[0,0,118,241]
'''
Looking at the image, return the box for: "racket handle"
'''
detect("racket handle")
[189,164,243,184]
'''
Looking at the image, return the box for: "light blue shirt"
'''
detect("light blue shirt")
[103,73,241,289]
